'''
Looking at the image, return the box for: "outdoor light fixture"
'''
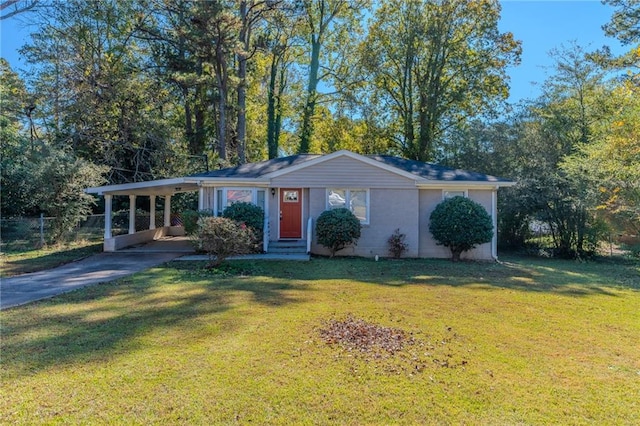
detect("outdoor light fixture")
[271,188,276,197]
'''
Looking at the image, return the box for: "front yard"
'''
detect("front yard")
[1,256,638,424]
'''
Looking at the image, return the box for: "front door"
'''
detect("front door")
[279,188,302,239]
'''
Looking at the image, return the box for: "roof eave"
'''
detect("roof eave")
[415,180,516,189]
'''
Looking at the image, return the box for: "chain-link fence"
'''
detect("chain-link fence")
[1,211,164,252]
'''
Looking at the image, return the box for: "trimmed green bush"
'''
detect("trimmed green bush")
[194,216,254,267]
[222,202,264,251]
[429,196,493,262]
[316,208,362,257]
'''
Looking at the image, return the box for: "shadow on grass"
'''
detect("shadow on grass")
[1,244,103,277]
[1,268,306,379]
[170,254,640,296]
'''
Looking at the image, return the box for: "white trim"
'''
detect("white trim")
[442,189,468,200]
[326,188,370,225]
[85,177,199,196]
[417,181,515,189]
[198,178,270,187]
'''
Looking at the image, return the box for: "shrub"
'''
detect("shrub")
[222,202,264,251]
[388,228,408,258]
[316,208,361,257]
[182,209,214,235]
[429,196,493,262]
[193,216,255,267]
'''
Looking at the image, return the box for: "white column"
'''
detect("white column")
[492,189,498,260]
[129,195,136,234]
[164,195,172,227]
[149,195,156,230]
[104,194,113,239]
[198,187,205,211]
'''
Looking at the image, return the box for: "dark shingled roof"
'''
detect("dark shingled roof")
[190,153,511,183]
[190,154,321,178]
[367,155,511,182]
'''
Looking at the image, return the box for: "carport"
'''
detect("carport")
[85,178,200,252]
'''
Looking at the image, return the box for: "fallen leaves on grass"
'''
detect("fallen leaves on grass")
[317,315,470,376]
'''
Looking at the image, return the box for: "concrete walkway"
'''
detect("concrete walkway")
[0,252,183,310]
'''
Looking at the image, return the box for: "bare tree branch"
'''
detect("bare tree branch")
[0,0,38,20]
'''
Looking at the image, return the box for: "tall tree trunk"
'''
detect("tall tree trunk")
[267,53,279,159]
[236,0,248,163]
[299,37,321,153]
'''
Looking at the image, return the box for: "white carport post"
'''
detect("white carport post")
[149,195,156,230]
[164,195,172,227]
[198,187,204,210]
[104,194,113,239]
[129,195,136,234]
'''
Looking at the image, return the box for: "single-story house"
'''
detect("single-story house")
[85,150,515,259]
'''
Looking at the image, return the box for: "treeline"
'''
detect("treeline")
[1,0,638,257]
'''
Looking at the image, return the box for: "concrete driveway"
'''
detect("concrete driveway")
[1,252,183,310]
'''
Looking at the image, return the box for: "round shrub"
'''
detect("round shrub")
[316,208,362,257]
[194,216,254,267]
[429,196,493,261]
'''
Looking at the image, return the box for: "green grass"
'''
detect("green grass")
[0,242,102,277]
[1,256,638,424]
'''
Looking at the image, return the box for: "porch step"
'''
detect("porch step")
[268,240,308,254]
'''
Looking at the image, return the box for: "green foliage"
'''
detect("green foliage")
[387,228,408,259]
[222,202,264,235]
[315,208,362,257]
[182,210,214,236]
[429,197,493,261]
[33,150,108,243]
[359,0,521,161]
[223,202,265,251]
[193,216,255,267]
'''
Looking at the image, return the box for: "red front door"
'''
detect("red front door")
[279,188,302,239]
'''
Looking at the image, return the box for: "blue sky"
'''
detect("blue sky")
[0,1,628,104]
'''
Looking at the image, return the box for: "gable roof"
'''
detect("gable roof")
[191,150,512,184]
[86,150,514,196]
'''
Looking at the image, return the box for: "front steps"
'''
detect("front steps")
[268,240,308,254]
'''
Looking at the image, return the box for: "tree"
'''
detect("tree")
[429,196,493,261]
[297,0,368,153]
[22,0,177,183]
[0,0,38,20]
[603,0,640,45]
[359,0,521,161]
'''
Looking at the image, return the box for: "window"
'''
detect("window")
[443,190,467,200]
[327,188,369,224]
[216,188,265,215]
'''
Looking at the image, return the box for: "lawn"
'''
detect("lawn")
[0,242,103,277]
[1,256,638,424]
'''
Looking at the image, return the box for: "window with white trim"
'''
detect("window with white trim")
[327,188,369,224]
[443,190,467,200]
[216,188,265,215]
